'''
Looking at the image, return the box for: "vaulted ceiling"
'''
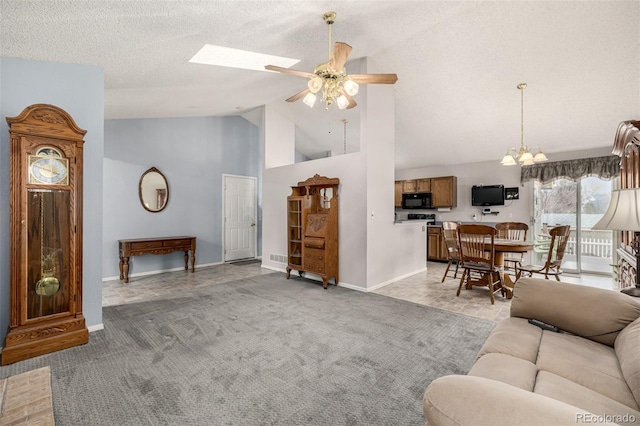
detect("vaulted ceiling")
[1,1,638,169]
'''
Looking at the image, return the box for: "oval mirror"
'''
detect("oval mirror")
[139,167,169,212]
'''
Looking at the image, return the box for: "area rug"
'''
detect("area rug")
[0,273,495,425]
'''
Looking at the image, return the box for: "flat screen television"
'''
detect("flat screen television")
[472,185,505,206]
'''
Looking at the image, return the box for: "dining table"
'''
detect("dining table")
[464,238,534,299]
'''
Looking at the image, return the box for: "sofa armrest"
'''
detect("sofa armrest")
[511,277,640,346]
[423,375,616,426]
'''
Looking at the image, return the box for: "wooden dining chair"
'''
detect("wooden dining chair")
[456,224,504,304]
[516,225,571,281]
[495,222,529,271]
[441,221,460,282]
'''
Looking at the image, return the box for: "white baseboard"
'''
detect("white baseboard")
[259,263,425,292]
[260,264,287,274]
[88,323,104,333]
[102,262,222,282]
[366,267,428,292]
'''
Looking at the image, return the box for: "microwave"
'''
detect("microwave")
[402,192,432,209]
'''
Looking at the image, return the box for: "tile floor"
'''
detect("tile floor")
[374,261,618,322]
[102,259,618,324]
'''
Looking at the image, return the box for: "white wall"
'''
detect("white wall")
[365,85,426,289]
[264,107,295,169]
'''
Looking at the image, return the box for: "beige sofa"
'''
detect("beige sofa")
[423,277,640,426]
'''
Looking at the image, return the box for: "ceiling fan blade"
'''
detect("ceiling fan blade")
[330,42,352,70]
[339,89,357,109]
[349,74,398,84]
[285,88,310,103]
[265,65,314,78]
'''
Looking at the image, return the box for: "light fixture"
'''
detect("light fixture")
[592,188,640,297]
[302,92,317,108]
[501,83,548,166]
[304,12,355,110]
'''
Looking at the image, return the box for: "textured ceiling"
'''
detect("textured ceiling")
[1,1,639,169]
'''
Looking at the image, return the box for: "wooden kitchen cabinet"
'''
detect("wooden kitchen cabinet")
[402,180,417,193]
[394,181,403,207]
[427,226,449,261]
[431,176,457,208]
[416,178,431,192]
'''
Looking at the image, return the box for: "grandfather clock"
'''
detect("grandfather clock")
[2,104,89,365]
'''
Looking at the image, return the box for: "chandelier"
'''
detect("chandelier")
[303,67,358,110]
[302,13,358,110]
[501,83,548,166]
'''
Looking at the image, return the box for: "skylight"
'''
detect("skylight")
[189,44,300,72]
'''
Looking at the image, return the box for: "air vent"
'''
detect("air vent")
[269,253,287,264]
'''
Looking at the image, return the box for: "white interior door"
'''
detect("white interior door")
[224,175,257,262]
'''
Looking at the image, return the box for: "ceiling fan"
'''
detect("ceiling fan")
[265,11,398,110]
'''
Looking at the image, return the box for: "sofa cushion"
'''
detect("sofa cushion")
[536,330,638,409]
[511,278,640,347]
[424,375,602,426]
[534,371,640,420]
[477,317,542,364]
[615,316,640,407]
[468,353,537,391]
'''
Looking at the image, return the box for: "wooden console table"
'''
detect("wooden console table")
[118,236,196,283]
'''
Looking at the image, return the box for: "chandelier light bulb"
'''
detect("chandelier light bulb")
[307,76,323,94]
[336,94,349,110]
[519,151,534,163]
[501,151,516,166]
[302,92,317,108]
[533,150,548,162]
[343,79,359,96]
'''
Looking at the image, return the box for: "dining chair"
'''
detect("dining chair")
[495,222,529,271]
[516,225,571,281]
[441,221,460,282]
[456,224,504,304]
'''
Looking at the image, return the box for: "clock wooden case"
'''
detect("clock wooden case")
[2,104,89,365]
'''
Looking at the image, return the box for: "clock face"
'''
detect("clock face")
[29,155,69,185]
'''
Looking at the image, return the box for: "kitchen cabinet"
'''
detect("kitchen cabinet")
[431,176,457,208]
[396,176,457,208]
[402,180,417,193]
[401,178,430,194]
[394,181,403,207]
[416,178,431,193]
[427,226,449,261]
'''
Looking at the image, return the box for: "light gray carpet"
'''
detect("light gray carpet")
[0,272,495,425]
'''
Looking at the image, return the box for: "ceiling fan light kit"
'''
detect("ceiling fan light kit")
[266,11,397,110]
[501,83,548,166]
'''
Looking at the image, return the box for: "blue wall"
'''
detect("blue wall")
[103,116,261,279]
[0,57,104,340]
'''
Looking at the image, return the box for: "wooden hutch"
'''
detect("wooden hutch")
[612,120,640,289]
[286,175,339,289]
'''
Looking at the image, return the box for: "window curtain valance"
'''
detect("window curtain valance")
[520,155,620,184]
